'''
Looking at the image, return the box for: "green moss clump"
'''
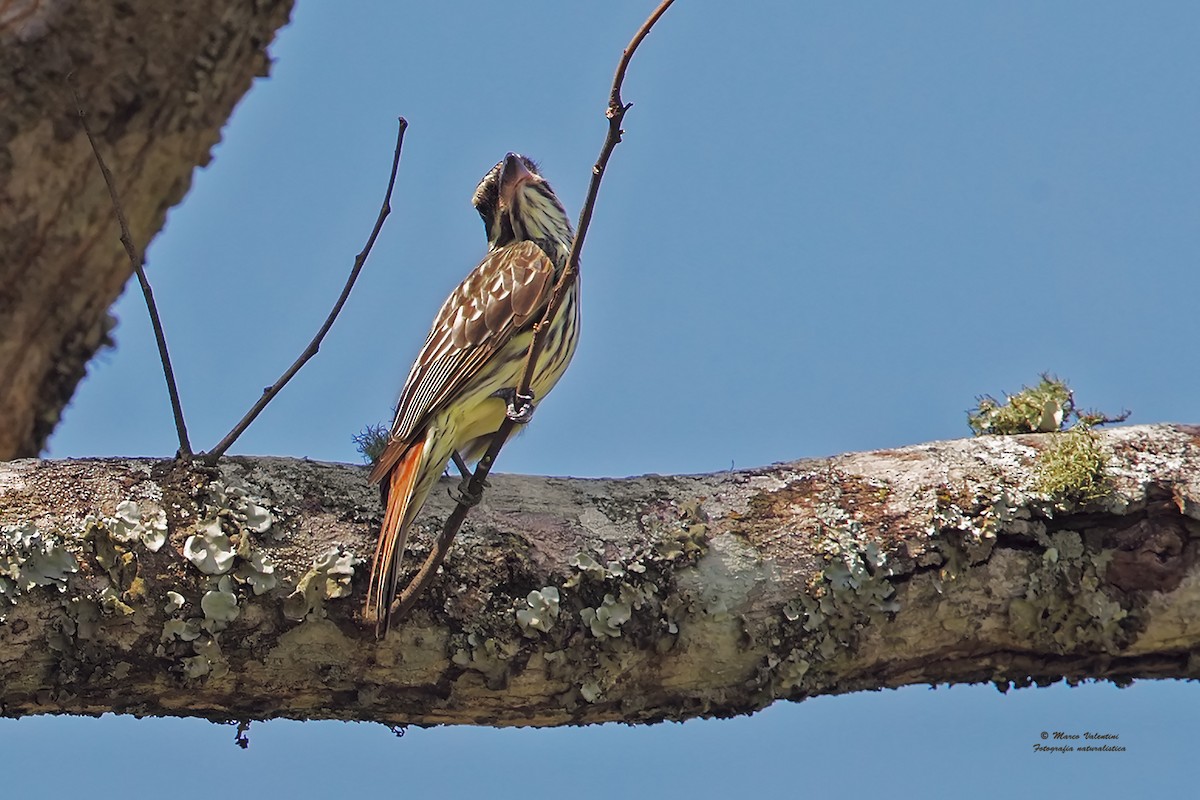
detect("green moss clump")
[968,374,1073,435]
[1035,427,1110,503]
[353,423,391,465]
[968,373,1129,436]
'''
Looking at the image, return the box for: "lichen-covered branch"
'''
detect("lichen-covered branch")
[0,0,295,459]
[1,424,1198,727]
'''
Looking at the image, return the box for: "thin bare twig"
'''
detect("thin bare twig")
[73,84,194,459]
[203,118,409,464]
[392,0,676,619]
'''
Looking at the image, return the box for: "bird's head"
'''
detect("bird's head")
[472,153,573,265]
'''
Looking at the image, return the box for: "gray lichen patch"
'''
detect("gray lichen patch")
[560,541,682,646]
[769,510,902,693]
[3,464,305,693]
[184,519,236,575]
[515,587,560,636]
[427,495,729,716]
[581,587,639,639]
[283,546,360,621]
[182,475,278,577]
[0,521,78,618]
[727,469,916,696]
[99,500,168,552]
[181,637,228,680]
[451,631,523,690]
[742,468,902,571]
[169,475,283,642]
[161,617,202,643]
[1006,529,1132,654]
[928,487,1023,586]
[235,548,277,595]
[206,476,275,535]
[200,576,240,627]
[164,591,185,614]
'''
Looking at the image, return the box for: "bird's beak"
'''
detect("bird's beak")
[499,153,534,209]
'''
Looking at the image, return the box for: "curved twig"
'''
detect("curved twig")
[73,84,194,460]
[392,0,676,618]
[203,118,409,464]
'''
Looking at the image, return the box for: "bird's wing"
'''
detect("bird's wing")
[368,240,555,483]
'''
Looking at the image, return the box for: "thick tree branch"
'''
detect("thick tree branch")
[2,424,1199,726]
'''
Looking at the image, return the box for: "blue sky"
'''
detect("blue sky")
[7,1,1200,795]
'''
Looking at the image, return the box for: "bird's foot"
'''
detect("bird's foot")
[450,475,486,507]
[494,388,536,424]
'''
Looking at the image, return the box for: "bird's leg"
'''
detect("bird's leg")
[494,387,537,424]
[448,450,486,507]
[450,451,472,480]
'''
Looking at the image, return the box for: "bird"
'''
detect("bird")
[364,153,580,635]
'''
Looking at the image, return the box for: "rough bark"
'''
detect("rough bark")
[1,424,1198,727]
[0,0,295,459]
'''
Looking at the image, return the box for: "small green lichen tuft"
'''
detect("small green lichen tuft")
[207,478,275,535]
[353,423,391,465]
[105,500,168,552]
[1035,427,1110,504]
[515,586,561,636]
[580,593,632,639]
[200,575,240,629]
[164,591,186,614]
[283,546,361,621]
[562,552,607,588]
[183,519,236,575]
[234,549,277,595]
[580,583,657,639]
[182,637,228,679]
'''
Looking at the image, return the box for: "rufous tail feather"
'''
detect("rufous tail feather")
[365,439,425,635]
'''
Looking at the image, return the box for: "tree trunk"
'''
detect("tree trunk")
[0,0,295,459]
[1,424,1197,727]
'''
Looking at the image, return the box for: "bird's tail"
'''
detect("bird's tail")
[365,439,425,636]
